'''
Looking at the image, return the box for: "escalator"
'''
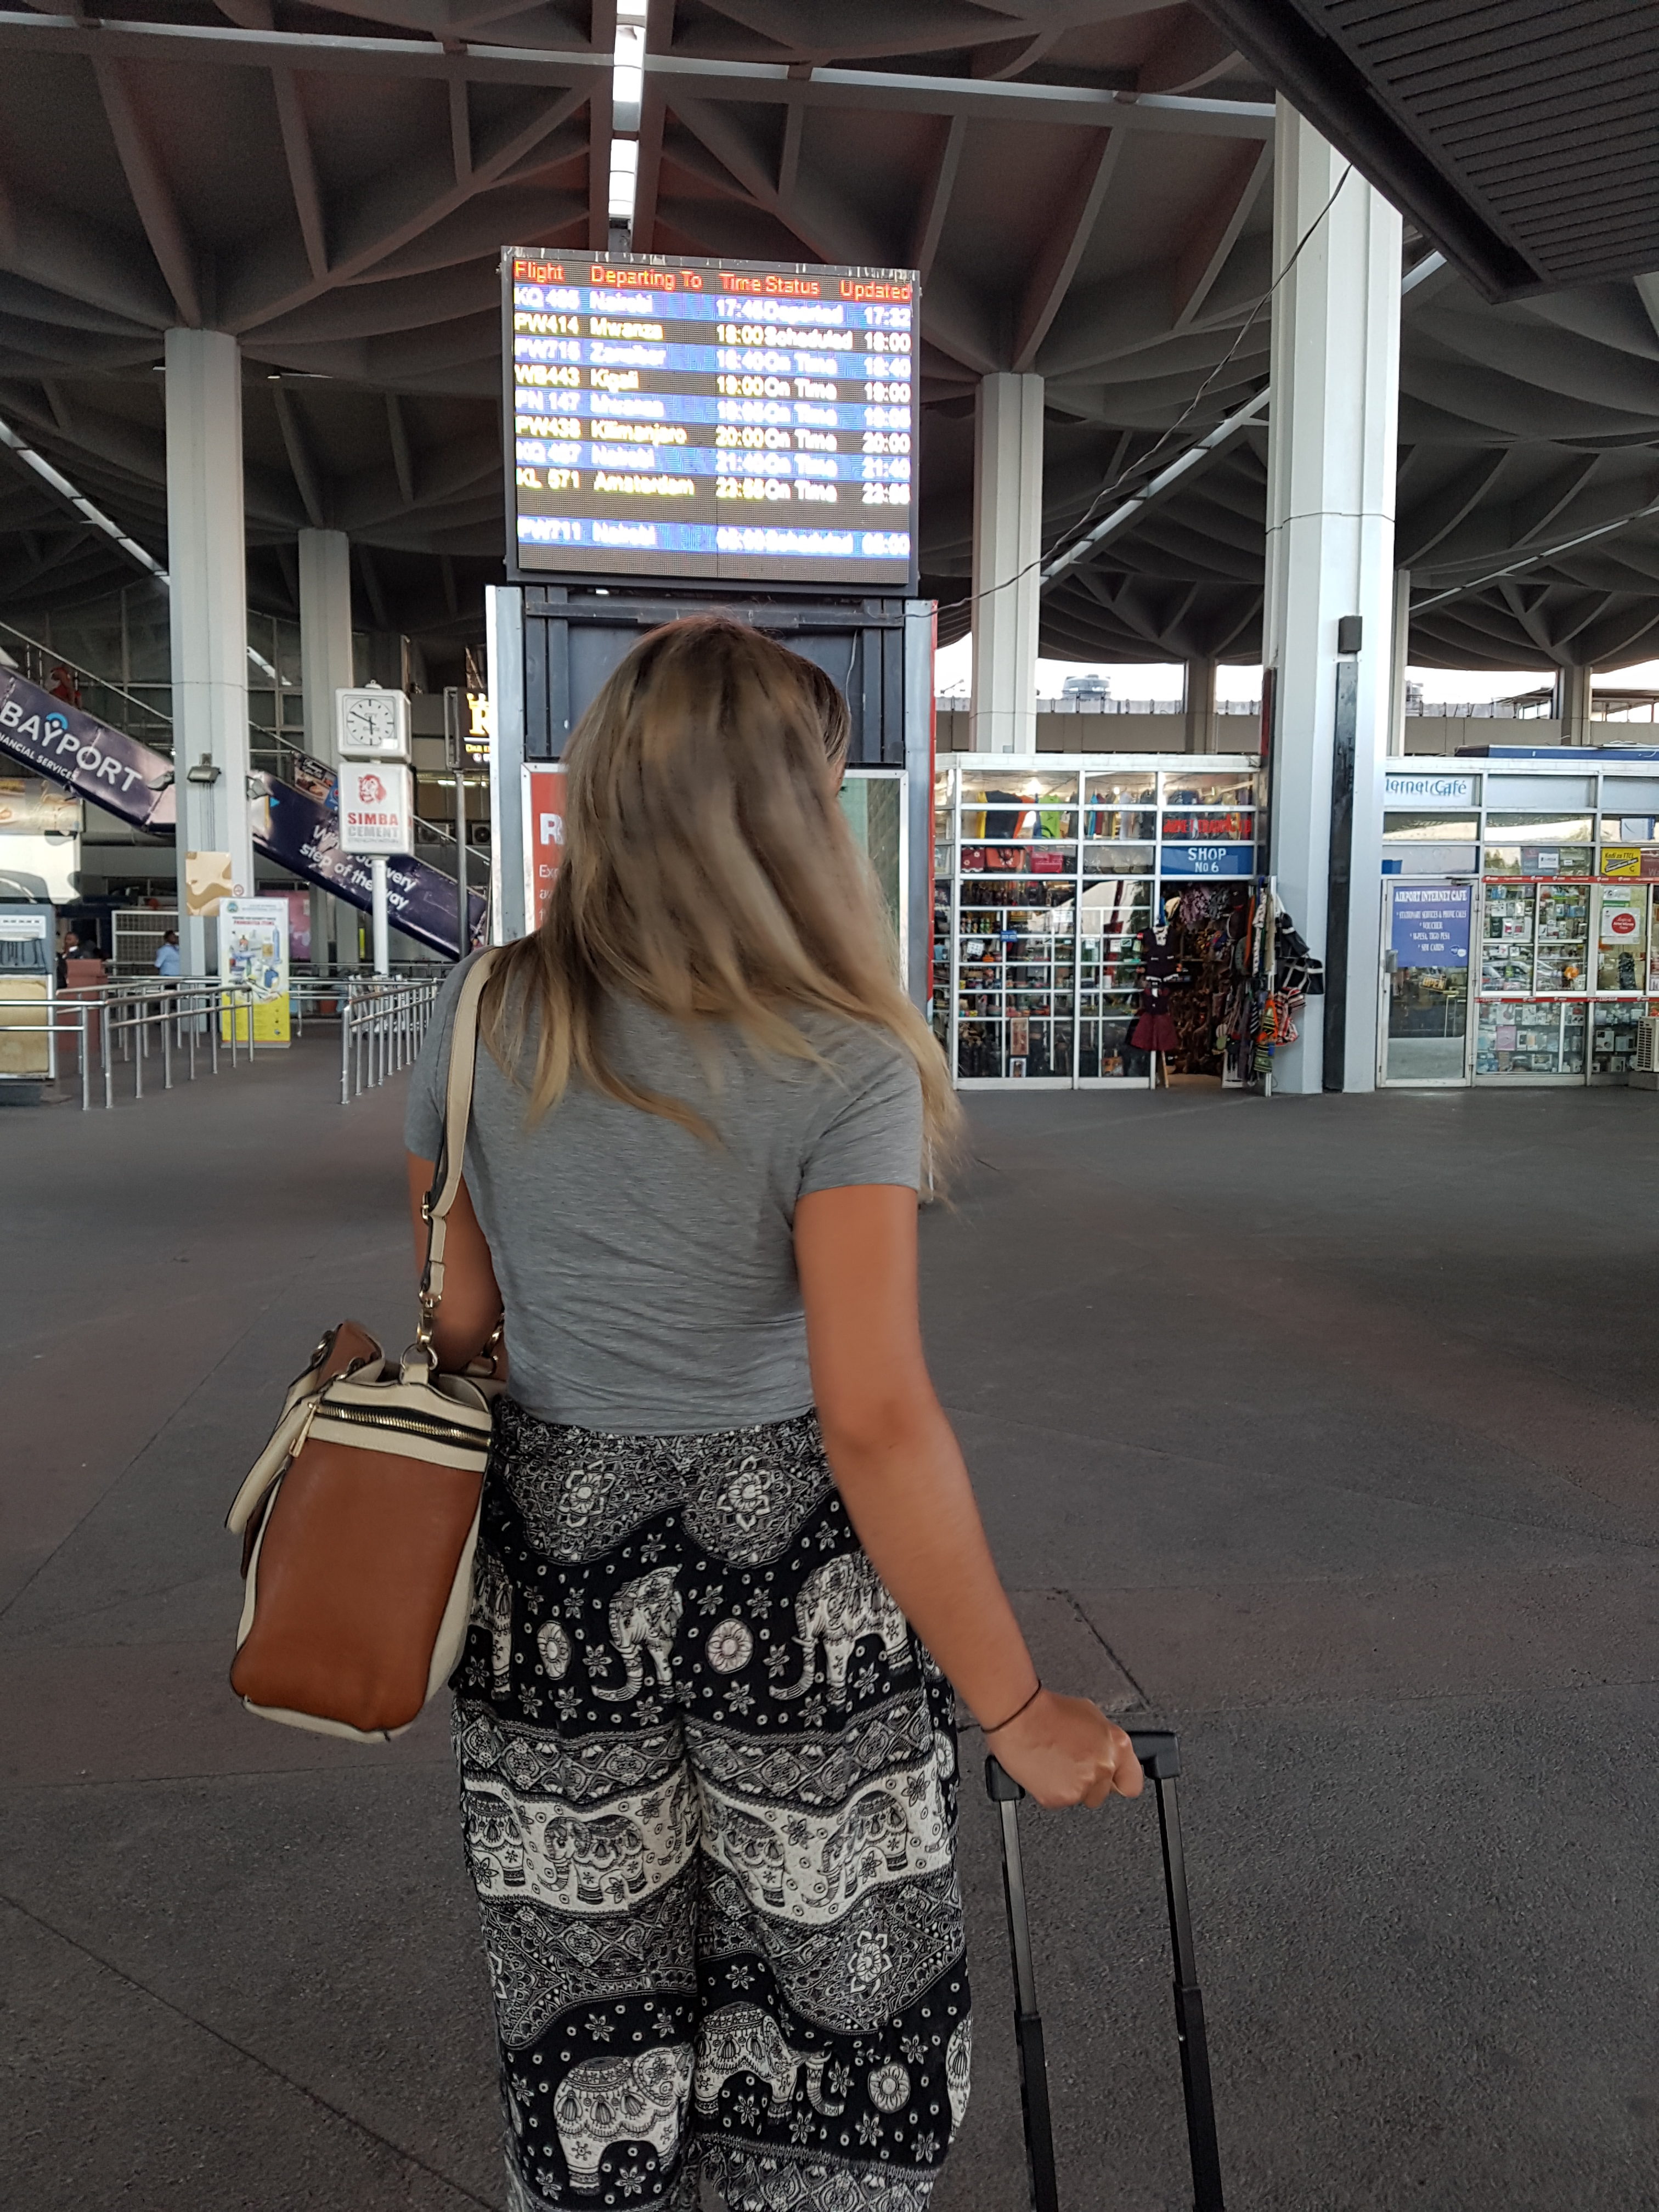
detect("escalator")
[0,664,483,959]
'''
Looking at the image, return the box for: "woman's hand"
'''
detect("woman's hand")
[985,1689,1144,1809]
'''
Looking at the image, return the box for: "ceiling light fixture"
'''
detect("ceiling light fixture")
[608,0,648,244]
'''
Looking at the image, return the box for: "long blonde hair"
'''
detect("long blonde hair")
[481,614,960,1157]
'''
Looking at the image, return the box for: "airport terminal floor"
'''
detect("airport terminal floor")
[3,1040,1657,2212]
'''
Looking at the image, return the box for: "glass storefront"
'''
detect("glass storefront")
[933,757,1262,1087]
[1378,758,1659,1086]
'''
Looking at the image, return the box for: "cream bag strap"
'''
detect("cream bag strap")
[416,947,502,1361]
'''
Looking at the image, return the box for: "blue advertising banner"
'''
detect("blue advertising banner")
[0,669,483,958]
[1160,843,1256,877]
[251,772,486,957]
[0,669,176,828]
[1390,883,1471,968]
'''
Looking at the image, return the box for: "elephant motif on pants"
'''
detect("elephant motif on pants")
[718,1804,788,1909]
[694,2002,844,2117]
[946,2014,972,2138]
[771,1553,910,1702]
[462,1781,527,1889]
[546,1811,648,1906]
[554,2044,694,2193]
[823,1784,914,1903]
[472,1547,514,1699]
[593,1567,682,1702]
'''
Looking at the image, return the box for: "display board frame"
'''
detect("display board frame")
[501,247,920,598]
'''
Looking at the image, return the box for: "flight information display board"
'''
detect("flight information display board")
[504,249,918,590]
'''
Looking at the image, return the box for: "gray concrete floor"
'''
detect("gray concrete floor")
[3,1044,1657,2211]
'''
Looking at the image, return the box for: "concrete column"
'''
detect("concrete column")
[1183,658,1217,752]
[298,527,353,970]
[298,528,353,762]
[1556,663,1593,744]
[1387,568,1411,756]
[1263,101,1402,1094]
[970,373,1043,754]
[166,328,253,976]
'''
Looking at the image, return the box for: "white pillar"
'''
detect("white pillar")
[298,527,353,762]
[298,527,353,970]
[1556,663,1593,745]
[371,857,389,977]
[167,328,253,976]
[1388,569,1411,757]
[1263,101,1402,1094]
[970,373,1043,754]
[1184,658,1217,752]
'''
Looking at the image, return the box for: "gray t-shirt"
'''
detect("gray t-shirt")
[404,958,922,1433]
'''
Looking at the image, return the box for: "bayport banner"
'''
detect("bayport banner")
[0,670,176,828]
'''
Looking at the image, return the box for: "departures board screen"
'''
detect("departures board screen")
[504,249,918,590]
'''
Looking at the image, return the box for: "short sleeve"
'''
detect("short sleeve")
[798,1030,924,1197]
[402,956,476,1160]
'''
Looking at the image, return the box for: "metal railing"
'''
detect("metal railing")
[0,979,258,1109]
[340,976,442,1104]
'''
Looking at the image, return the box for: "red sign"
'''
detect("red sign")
[523,764,568,931]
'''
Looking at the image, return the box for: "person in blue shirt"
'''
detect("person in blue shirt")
[154,930,181,979]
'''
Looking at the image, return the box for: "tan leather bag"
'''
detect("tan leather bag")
[225,951,502,1740]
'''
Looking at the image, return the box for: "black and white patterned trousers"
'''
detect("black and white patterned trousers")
[455,1400,970,2212]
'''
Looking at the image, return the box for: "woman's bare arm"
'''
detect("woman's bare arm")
[406,1153,505,1373]
[794,1183,1139,1810]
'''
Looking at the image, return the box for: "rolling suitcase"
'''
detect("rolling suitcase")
[985,1730,1225,2211]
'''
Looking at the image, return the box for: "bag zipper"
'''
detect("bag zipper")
[317,1402,490,1451]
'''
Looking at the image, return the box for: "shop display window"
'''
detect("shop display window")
[1481,883,1535,991]
[1590,1002,1651,1077]
[1475,998,1587,1077]
[1482,814,1593,878]
[1160,771,1254,807]
[1383,812,1480,876]
[1533,883,1589,992]
[1594,882,1649,992]
[1078,878,1150,1077]
[936,758,1263,1087]
[955,879,1076,1081]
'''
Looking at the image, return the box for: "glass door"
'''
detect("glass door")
[1380,881,1472,1083]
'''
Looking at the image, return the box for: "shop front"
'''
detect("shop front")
[1378,753,1659,1086]
[931,755,1269,1088]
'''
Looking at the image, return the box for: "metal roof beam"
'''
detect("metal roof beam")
[1012,132,1122,373]
[0,19,1277,137]
[91,57,201,324]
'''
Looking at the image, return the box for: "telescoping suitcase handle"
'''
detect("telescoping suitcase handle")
[986,1730,1225,2212]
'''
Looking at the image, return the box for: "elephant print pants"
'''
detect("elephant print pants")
[454,1400,970,2212]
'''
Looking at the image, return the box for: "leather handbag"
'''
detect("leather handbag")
[224,950,503,1740]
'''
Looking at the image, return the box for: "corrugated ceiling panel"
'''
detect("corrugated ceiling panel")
[1321,0,1659,285]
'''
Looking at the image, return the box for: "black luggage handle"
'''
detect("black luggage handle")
[986,1730,1225,2212]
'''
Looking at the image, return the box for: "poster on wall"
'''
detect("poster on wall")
[523,764,568,931]
[1390,883,1471,969]
[219,896,290,1045]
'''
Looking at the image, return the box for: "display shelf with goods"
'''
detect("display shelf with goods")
[935,757,1265,1088]
[1475,997,1587,1079]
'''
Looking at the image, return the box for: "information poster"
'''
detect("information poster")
[1390,883,1471,968]
[219,896,290,1046]
[523,765,569,932]
[505,249,918,588]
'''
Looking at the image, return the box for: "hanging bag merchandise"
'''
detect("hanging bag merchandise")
[224,951,504,1740]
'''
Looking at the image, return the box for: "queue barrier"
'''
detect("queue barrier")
[340,977,443,1105]
[0,980,259,1109]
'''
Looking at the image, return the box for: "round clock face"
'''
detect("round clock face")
[340,691,400,753]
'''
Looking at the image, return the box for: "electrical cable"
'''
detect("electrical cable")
[949,162,1355,622]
